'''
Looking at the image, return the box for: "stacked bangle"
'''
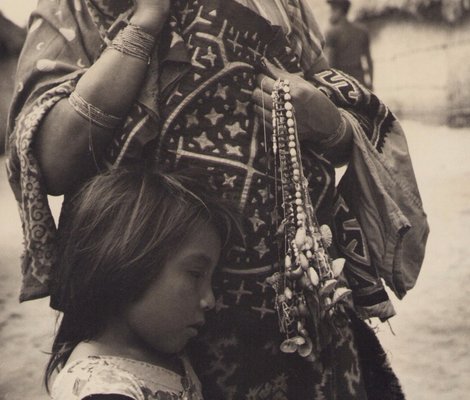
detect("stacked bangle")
[68,91,123,130]
[108,23,155,64]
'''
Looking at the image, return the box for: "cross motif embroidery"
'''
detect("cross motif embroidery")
[227,280,253,304]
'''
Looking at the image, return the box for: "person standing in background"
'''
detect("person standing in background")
[325,0,374,89]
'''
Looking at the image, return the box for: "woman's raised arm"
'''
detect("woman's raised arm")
[34,2,169,195]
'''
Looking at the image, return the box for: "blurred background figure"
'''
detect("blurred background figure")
[324,0,373,89]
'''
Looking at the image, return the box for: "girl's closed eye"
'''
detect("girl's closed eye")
[183,254,216,280]
[189,269,206,279]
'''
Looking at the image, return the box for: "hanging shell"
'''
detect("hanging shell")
[288,265,304,280]
[290,306,299,317]
[298,336,313,357]
[312,237,319,251]
[298,302,309,318]
[303,235,314,251]
[332,287,352,305]
[320,279,337,296]
[295,227,307,248]
[299,253,309,270]
[307,267,319,286]
[332,258,346,277]
[320,224,333,247]
[292,335,306,346]
[277,294,287,304]
[266,272,282,288]
[280,339,298,353]
[299,328,309,337]
[284,286,293,300]
[284,254,292,269]
[300,275,314,291]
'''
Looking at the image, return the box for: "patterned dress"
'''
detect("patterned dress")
[7,0,429,398]
[52,355,203,400]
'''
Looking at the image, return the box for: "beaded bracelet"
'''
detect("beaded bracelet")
[267,79,351,361]
[68,91,123,130]
[108,23,155,64]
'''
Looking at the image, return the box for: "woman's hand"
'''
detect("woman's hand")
[132,0,171,35]
[252,59,342,144]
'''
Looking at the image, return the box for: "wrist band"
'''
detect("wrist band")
[318,113,347,150]
[68,91,123,130]
[108,23,155,64]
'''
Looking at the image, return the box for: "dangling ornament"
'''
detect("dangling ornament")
[266,79,352,361]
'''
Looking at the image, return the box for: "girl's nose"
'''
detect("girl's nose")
[200,287,215,311]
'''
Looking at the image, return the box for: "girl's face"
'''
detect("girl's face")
[123,221,221,355]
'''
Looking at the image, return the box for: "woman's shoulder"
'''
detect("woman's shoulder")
[51,356,144,400]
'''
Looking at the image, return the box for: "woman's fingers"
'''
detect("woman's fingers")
[256,73,277,95]
[252,86,273,111]
[261,58,290,80]
[253,104,273,130]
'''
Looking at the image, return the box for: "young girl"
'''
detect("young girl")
[46,166,238,400]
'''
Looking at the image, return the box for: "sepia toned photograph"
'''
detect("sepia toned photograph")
[0,0,469,399]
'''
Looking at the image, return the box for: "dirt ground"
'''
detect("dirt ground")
[0,120,469,400]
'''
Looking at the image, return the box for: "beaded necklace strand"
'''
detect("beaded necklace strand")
[267,79,352,361]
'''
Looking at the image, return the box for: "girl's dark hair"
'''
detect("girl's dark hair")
[45,165,240,390]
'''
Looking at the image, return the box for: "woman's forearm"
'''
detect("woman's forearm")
[34,10,166,195]
[322,116,353,166]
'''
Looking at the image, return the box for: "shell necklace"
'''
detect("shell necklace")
[267,78,352,361]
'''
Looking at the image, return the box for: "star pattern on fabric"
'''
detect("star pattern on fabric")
[224,143,243,157]
[205,108,224,126]
[185,108,199,128]
[234,99,249,116]
[215,295,229,313]
[253,238,269,258]
[251,299,275,319]
[213,82,228,100]
[272,374,289,392]
[180,2,193,25]
[223,173,237,188]
[227,30,243,52]
[225,121,246,139]
[258,188,268,204]
[249,210,265,232]
[193,131,214,150]
[201,46,217,67]
[256,279,270,293]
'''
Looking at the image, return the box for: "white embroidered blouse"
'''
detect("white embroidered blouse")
[51,355,203,400]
